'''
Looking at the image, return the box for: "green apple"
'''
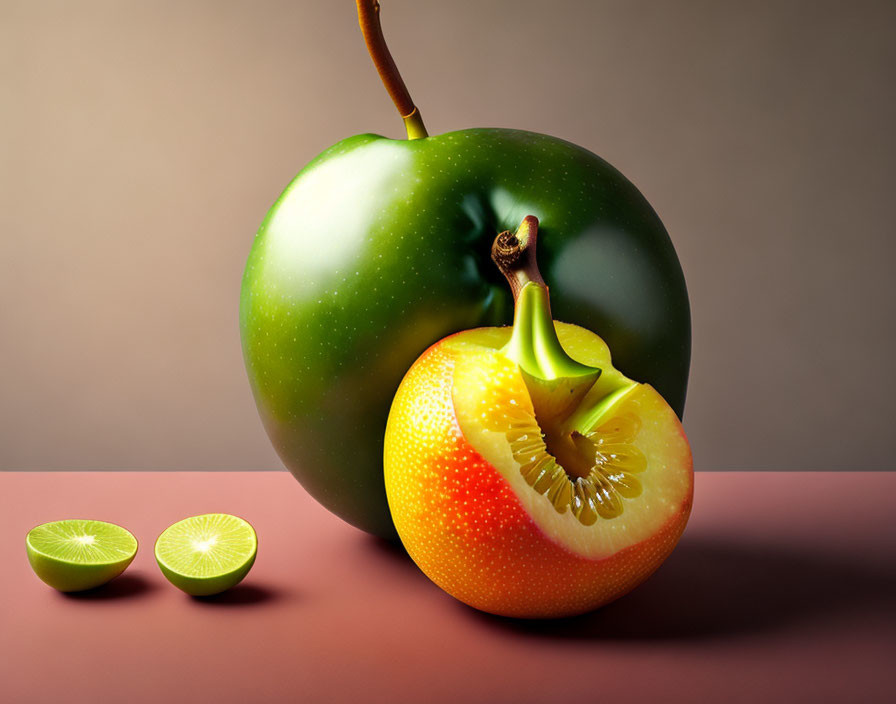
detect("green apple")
[239,1,690,538]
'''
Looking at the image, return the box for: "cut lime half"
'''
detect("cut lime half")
[26,519,138,592]
[155,514,257,596]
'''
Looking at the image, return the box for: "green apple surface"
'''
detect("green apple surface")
[239,3,690,538]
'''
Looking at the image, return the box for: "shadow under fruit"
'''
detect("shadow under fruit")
[239,1,690,537]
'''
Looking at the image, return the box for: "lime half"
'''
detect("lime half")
[154,514,257,596]
[26,519,138,592]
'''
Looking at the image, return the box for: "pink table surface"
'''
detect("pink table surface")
[1,471,893,704]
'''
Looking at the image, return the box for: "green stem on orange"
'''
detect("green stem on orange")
[492,217,601,424]
[356,0,429,140]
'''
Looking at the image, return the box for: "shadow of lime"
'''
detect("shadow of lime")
[58,572,157,600]
[189,583,287,607]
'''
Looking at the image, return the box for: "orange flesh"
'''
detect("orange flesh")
[384,323,693,618]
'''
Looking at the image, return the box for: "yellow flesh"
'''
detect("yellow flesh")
[449,323,692,560]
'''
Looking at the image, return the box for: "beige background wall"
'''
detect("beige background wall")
[1,0,894,471]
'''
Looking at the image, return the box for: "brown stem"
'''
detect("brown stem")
[356,0,428,139]
[491,216,546,301]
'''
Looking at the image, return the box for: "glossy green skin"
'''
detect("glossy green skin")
[156,554,256,597]
[240,128,690,538]
[27,549,134,592]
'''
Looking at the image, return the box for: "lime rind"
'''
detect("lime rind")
[154,513,257,596]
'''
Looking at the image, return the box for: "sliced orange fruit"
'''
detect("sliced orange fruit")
[385,217,692,618]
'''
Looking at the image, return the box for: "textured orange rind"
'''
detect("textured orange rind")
[385,324,693,618]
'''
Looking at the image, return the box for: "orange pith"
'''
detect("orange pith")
[384,323,693,619]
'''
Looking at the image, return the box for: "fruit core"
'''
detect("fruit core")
[489,216,647,526]
[505,393,645,525]
[193,537,218,553]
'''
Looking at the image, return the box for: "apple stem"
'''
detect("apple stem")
[356,0,429,140]
[493,218,601,384]
[491,216,546,303]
